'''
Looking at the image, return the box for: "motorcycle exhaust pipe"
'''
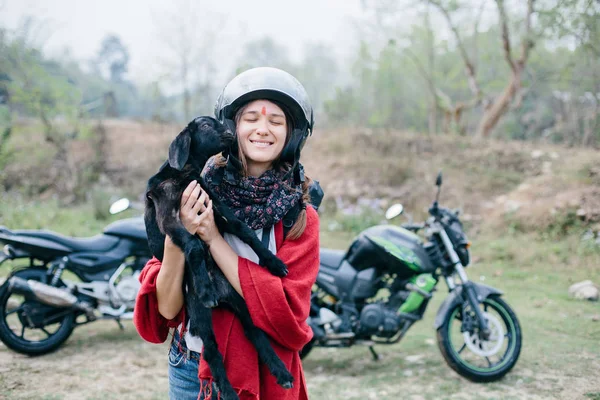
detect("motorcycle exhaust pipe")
[7,276,96,319]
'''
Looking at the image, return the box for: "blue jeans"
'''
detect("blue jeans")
[168,330,202,400]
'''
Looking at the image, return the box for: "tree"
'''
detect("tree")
[0,17,92,201]
[475,0,536,137]
[96,34,129,83]
[294,43,340,119]
[153,0,223,121]
[235,38,292,73]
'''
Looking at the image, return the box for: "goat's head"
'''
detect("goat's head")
[168,116,234,170]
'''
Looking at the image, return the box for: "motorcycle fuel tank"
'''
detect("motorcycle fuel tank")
[345,225,434,279]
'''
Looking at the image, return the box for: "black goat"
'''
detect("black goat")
[144,117,294,399]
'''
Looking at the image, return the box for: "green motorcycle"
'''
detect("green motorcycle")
[303,172,522,382]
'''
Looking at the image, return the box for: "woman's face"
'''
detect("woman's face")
[237,99,287,176]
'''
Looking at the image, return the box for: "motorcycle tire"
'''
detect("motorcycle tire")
[0,268,76,355]
[436,295,522,382]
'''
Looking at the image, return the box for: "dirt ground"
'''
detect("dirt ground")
[1,316,598,400]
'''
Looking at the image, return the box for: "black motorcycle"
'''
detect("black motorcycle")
[303,173,522,382]
[0,199,150,355]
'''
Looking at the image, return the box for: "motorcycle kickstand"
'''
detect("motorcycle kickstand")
[369,346,380,361]
[115,318,125,331]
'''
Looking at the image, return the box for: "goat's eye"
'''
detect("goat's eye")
[200,123,210,130]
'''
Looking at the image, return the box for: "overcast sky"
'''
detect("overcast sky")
[1,0,364,84]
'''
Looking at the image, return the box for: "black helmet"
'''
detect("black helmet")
[214,67,314,167]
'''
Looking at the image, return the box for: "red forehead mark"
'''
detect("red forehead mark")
[261,106,266,115]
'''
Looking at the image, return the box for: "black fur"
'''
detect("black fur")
[144,117,293,399]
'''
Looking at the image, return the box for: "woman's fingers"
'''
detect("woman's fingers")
[184,183,201,210]
[181,180,197,208]
[193,189,207,213]
[198,200,213,223]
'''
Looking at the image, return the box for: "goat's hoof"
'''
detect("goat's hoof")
[276,372,294,389]
[273,267,289,277]
[262,257,289,277]
[200,292,220,308]
[201,299,219,308]
[281,381,293,389]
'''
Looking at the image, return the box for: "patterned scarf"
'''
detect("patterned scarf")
[203,162,303,230]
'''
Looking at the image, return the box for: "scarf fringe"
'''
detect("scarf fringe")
[198,378,255,400]
[197,350,258,399]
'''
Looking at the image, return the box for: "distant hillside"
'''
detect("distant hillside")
[2,119,599,233]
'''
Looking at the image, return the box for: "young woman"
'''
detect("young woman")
[133,67,320,400]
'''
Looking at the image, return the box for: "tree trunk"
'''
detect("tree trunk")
[476,70,520,137]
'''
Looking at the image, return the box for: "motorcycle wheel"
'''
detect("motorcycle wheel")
[437,295,522,382]
[0,268,76,355]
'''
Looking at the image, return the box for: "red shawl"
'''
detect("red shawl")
[133,206,320,399]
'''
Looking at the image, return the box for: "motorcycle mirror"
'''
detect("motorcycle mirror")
[385,204,404,220]
[109,198,130,215]
[435,171,443,187]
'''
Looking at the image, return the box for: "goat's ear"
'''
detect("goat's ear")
[168,128,191,170]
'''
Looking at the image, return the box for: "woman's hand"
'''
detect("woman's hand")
[179,180,206,235]
[179,180,220,245]
[196,195,219,247]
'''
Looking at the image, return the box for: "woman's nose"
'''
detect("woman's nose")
[255,119,269,135]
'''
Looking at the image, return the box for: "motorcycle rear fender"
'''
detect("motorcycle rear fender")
[434,282,503,330]
[0,231,71,261]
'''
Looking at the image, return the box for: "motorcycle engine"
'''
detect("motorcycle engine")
[111,275,141,307]
[358,303,401,338]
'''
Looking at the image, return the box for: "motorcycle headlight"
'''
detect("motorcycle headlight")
[456,244,470,266]
[445,218,470,266]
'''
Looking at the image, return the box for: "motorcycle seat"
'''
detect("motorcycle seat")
[12,230,120,253]
[320,248,346,269]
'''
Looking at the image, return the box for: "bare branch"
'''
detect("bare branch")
[428,0,482,99]
[518,0,536,65]
[472,0,487,61]
[495,0,516,73]
[404,48,437,98]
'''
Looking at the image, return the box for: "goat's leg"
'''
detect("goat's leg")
[166,225,219,309]
[201,181,289,277]
[143,202,166,261]
[226,217,288,276]
[195,304,239,400]
[227,293,294,389]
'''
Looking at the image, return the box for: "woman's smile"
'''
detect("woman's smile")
[249,139,274,148]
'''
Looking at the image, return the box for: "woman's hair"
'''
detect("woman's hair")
[285,176,311,240]
[214,100,309,240]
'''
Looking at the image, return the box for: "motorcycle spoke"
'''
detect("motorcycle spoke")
[40,327,52,337]
[458,343,467,354]
[485,356,492,367]
[19,324,26,339]
[5,305,25,316]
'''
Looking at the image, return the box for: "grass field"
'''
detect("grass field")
[0,198,599,399]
